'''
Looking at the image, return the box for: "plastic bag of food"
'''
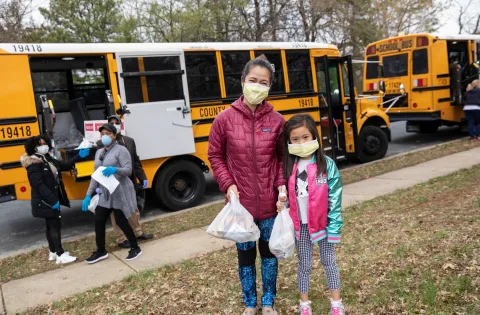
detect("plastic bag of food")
[269,187,295,259]
[207,192,260,243]
[75,138,93,149]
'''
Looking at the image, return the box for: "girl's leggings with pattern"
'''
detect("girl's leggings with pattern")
[236,216,277,308]
[296,223,340,293]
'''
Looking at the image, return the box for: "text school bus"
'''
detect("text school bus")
[0,42,390,210]
[364,33,480,133]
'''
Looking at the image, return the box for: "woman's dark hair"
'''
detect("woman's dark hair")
[241,54,275,85]
[24,135,52,156]
[283,114,326,180]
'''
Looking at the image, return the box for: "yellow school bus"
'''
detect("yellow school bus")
[364,33,480,133]
[0,42,390,210]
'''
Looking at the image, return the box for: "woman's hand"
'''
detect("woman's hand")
[78,148,90,159]
[276,200,285,212]
[102,166,117,177]
[81,195,91,212]
[226,184,239,201]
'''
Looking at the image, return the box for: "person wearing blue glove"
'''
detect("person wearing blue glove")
[84,123,142,264]
[20,135,89,265]
[96,115,153,249]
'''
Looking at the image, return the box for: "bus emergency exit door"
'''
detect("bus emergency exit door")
[116,52,195,160]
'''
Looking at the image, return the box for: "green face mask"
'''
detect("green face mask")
[243,82,270,105]
[288,139,319,157]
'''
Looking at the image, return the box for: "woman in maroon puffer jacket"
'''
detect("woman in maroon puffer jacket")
[208,55,286,315]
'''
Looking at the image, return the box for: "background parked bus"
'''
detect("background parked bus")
[363,33,480,133]
[0,42,390,211]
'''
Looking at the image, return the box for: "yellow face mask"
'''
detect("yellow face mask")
[243,83,270,105]
[288,139,319,157]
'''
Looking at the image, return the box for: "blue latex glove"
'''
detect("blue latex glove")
[102,166,117,177]
[78,148,90,158]
[81,195,91,212]
[52,202,60,211]
[143,180,148,189]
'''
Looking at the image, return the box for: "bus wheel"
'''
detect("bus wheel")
[419,122,439,133]
[154,160,206,211]
[357,125,388,163]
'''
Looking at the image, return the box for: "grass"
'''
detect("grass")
[27,165,480,314]
[0,137,478,284]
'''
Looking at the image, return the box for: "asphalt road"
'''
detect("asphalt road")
[0,121,465,257]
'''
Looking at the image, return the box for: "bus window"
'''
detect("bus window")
[72,69,107,110]
[341,66,350,97]
[255,50,285,94]
[383,54,408,78]
[31,72,69,112]
[365,56,380,79]
[185,52,221,101]
[121,56,184,104]
[221,51,251,98]
[286,50,313,93]
[413,49,428,75]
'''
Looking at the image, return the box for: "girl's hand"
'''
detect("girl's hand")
[276,201,285,212]
[226,185,239,201]
[278,186,287,202]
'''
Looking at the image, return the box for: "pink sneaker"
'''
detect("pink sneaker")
[331,299,345,315]
[299,300,312,315]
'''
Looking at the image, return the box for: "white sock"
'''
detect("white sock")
[331,298,343,306]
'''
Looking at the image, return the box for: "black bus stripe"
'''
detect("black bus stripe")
[412,85,450,92]
[190,92,319,107]
[0,139,28,148]
[438,97,451,103]
[0,116,37,126]
[437,74,450,78]
[0,161,22,170]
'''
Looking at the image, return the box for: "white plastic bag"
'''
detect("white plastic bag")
[75,137,93,150]
[269,208,295,259]
[269,187,295,259]
[88,194,100,213]
[207,193,260,243]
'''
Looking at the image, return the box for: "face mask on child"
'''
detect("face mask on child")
[288,139,319,157]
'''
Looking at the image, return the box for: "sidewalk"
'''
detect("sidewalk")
[2,147,480,314]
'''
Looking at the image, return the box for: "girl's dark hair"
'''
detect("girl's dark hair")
[24,135,52,156]
[283,114,326,180]
[241,54,275,85]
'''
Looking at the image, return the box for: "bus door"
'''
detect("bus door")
[314,56,348,161]
[116,52,195,160]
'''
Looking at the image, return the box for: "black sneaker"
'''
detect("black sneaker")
[86,251,109,264]
[137,233,153,241]
[117,240,131,248]
[126,247,142,261]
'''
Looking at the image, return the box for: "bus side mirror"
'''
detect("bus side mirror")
[379,80,386,93]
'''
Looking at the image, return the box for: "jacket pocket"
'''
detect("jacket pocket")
[32,199,59,219]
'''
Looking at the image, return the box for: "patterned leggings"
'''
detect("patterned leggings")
[236,216,278,308]
[296,224,340,293]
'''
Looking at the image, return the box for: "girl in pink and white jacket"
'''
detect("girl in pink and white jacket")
[276,114,344,315]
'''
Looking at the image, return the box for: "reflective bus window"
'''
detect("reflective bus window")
[366,56,380,79]
[31,72,69,112]
[121,56,184,104]
[185,52,221,101]
[382,54,408,78]
[254,50,285,94]
[413,49,428,75]
[221,51,251,98]
[286,50,313,93]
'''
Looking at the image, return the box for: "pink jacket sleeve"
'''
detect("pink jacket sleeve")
[208,115,235,192]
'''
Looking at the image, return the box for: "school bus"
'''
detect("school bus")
[0,42,390,210]
[363,33,480,133]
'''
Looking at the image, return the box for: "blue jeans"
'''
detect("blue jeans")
[236,216,278,308]
[464,109,480,137]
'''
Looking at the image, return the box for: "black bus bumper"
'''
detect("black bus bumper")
[387,111,441,122]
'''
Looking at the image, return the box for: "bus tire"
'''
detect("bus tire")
[419,122,439,133]
[357,125,388,163]
[154,160,206,211]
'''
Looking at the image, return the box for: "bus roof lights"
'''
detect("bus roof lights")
[417,36,429,47]
[366,45,376,55]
